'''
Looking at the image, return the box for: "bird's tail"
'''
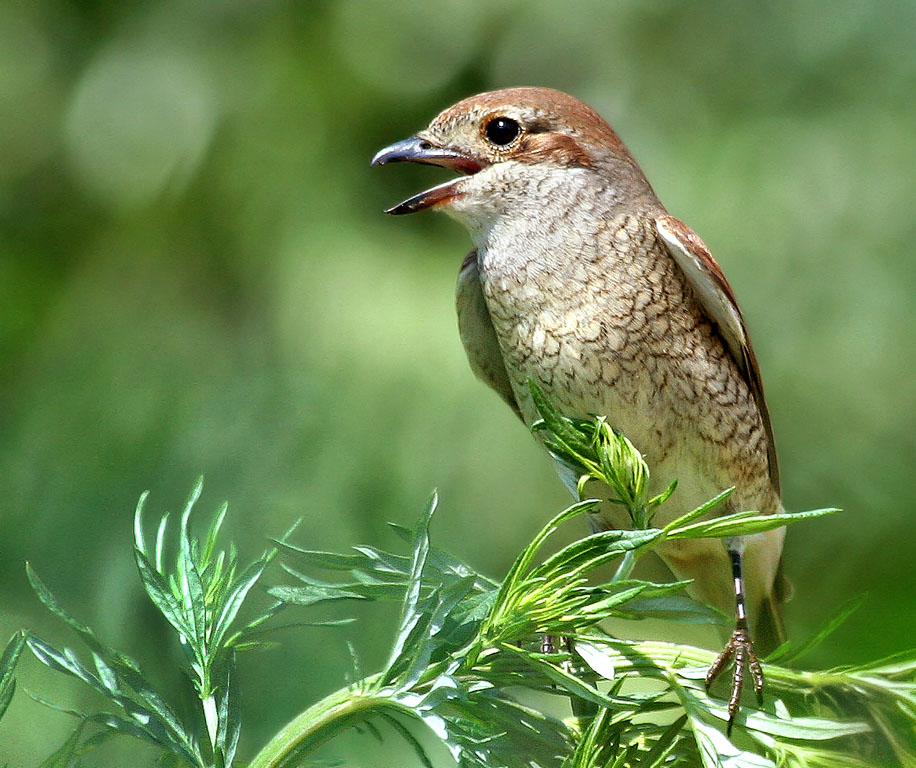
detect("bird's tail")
[755,562,791,655]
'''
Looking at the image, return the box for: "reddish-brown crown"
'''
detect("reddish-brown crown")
[433,87,630,159]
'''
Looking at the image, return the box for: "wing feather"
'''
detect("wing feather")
[456,250,523,420]
[655,215,780,494]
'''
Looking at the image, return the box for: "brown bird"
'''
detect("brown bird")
[372,87,787,732]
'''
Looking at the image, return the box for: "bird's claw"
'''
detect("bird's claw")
[705,626,764,736]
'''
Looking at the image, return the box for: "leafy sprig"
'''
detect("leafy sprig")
[18,479,294,768]
[2,391,913,767]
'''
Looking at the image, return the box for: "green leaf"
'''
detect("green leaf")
[766,593,867,665]
[635,714,687,768]
[271,543,371,571]
[500,643,667,712]
[689,715,776,768]
[682,686,870,740]
[35,718,118,768]
[377,712,435,768]
[575,640,618,681]
[667,507,840,539]
[25,635,198,762]
[483,499,600,639]
[662,488,734,532]
[203,501,229,566]
[134,548,190,639]
[211,556,271,651]
[215,661,241,765]
[532,529,662,581]
[177,497,207,655]
[0,630,26,722]
[268,582,374,605]
[528,378,593,456]
[614,594,727,625]
[383,493,437,683]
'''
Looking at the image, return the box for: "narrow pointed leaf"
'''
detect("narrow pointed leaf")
[211,557,270,650]
[500,643,667,711]
[384,494,436,680]
[134,548,189,638]
[378,712,435,768]
[669,507,839,539]
[0,630,25,721]
[635,714,687,768]
[767,593,867,665]
[663,487,734,532]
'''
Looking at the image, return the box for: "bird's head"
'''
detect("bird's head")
[372,87,655,230]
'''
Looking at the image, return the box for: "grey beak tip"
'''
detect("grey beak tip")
[371,137,427,168]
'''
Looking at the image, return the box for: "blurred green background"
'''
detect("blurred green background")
[1,1,914,764]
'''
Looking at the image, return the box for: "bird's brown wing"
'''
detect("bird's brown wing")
[456,250,523,420]
[655,215,780,495]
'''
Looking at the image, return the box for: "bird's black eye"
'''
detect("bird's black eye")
[485,117,521,146]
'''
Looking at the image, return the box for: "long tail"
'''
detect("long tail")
[755,561,791,655]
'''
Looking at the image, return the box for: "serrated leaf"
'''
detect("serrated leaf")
[485,499,600,636]
[387,603,435,689]
[26,636,195,758]
[272,542,369,571]
[267,584,371,605]
[397,575,481,688]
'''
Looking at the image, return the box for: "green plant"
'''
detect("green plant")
[1,387,913,767]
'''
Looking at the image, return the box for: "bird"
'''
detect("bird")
[372,87,787,733]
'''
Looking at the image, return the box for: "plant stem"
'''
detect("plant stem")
[248,673,409,768]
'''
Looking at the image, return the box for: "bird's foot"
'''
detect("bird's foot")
[705,626,764,736]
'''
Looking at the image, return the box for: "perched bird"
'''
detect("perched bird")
[372,87,787,731]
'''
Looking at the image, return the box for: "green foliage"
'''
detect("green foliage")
[17,481,294,768]
[3,405,914,766]
[2,8,916,761]
[0,631,25,722]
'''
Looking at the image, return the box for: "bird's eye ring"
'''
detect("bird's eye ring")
[484,117,521,147]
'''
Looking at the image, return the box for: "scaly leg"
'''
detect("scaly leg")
[705,548,764,736]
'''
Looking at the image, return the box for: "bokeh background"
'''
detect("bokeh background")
[1,1,914,764]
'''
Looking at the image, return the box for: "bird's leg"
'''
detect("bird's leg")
[705,547,764,736]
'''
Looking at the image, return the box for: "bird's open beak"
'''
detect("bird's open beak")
[371,136,485,215]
